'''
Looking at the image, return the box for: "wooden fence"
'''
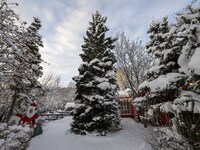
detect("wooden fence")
[42,112,70,121]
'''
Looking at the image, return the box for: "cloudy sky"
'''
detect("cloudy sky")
[12,0,191,86]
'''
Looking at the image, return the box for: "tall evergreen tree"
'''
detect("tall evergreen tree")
[134,17,184,125]
[0,0,43,122]
[71,11,120,135]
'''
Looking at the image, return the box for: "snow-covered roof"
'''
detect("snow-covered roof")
[64,102,75,109]
[133,97,146,106]
[118,88,132,97]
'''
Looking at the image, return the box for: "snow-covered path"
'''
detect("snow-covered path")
[28,117,151,150]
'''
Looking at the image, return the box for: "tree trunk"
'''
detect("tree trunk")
[6,88,18,123]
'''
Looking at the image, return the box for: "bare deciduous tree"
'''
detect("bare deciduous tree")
[39,72,61,92]
[114,32,154,96]
[38,72,76,113]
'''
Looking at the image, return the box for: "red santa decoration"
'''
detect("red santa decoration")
[10,102,39,127]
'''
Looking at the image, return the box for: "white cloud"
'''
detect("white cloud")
[40,2,94,86]
[44,8,54,23]
[10,0,191,86]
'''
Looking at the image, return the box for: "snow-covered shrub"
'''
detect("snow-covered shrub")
[0,123,8,139]
[172,91,200,148]
[0,124,33,150]
[146,127,192,150]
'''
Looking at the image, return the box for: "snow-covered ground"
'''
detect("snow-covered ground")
[28,117,151,150]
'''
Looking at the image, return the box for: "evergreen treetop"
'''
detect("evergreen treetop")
[80,11,116,63]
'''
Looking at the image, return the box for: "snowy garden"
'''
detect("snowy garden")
[1,0,200,150]
[28,117,151,150]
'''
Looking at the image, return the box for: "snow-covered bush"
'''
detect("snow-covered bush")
[0,123,33,150]
[146,127,192,150]
[172,91,200,148]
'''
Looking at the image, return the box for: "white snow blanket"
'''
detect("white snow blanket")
[28,117,151,150]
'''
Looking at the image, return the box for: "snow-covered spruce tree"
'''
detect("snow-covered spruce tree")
[24,17,43,79]
[134,17,184,125]
[172,5,200,148]
[71,11,120,135]
[0,0,43,122]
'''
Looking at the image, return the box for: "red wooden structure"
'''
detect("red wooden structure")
[118,89,137,120]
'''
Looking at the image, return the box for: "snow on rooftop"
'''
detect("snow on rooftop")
[64,102,75,109]
[118,88,132,97]
[133,97,146,106]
